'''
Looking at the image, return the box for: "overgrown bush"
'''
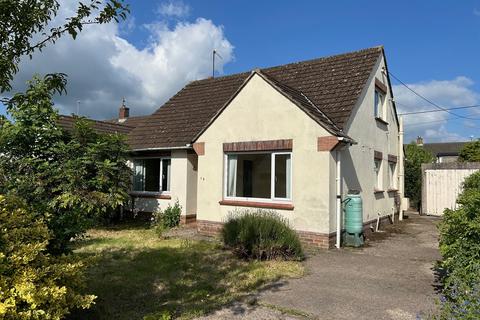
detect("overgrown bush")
[436,171,480,319]
[151,201,182,235]
[0,195,95,319]
[0,76,131,254]
[221,210,303,260]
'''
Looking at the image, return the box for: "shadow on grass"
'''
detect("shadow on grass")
[68,235,291,320]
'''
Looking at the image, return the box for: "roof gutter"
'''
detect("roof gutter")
[131,144,193,152]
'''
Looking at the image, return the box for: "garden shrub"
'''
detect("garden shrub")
[0,195,95,319]
[221,209,304,260]
[436,171,480,319]
[151,201,182,235]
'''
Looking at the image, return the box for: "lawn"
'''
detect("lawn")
[69,223,304,320]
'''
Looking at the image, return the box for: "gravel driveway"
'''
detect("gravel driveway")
[198,213,441,320]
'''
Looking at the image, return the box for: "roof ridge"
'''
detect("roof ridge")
[190,46,383,84]
[60,114,135,129]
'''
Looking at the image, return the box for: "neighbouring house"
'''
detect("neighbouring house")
[62,46,406,248]
[412,136,468,163]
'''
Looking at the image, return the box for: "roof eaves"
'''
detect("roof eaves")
[254,70,351,139]
[190,71,256,143]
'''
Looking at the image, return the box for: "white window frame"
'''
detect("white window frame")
[374,158,382,190]
[223,151,293,203]
[374,89,385,120]
[132,156,171,194]
[388,161,397,189]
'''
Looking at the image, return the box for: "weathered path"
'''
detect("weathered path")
[199,213,441,319]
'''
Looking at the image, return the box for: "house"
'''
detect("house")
[115,46,406,248]
[412,136,468,163]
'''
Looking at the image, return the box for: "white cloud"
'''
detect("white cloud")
[393,76,479,143]
[157,1,191,18]
[474,8,480,16]
[10,1,233,120]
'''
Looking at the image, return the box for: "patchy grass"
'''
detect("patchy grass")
[69,224,304,320]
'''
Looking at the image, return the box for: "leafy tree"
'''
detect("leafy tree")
[0,194,95,319]
[0,75,131,253]
[404,142,434,210]
[0,0,129,92]
[459,140,480,162]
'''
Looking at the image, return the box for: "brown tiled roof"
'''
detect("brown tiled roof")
[106,115,150,128]
[58,115,134,135]
[128,46,383,150]
[422,142,468,157]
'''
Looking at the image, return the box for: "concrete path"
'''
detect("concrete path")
[200,213,442,319]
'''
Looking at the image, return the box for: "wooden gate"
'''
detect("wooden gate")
[422,162,480,216]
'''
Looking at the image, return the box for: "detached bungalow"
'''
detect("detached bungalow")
[105,46,405,248]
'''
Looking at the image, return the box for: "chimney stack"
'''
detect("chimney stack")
[119,98,129,123]
[416,136,424,146]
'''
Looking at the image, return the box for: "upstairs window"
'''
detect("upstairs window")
[225,152,292,201]
[133,158,171,192]
[374,89,385,119]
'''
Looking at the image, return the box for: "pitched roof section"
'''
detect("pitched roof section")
[422,142,468,157]
[128,47,383,150]
[106,115,150,128]
[58,115,134,135]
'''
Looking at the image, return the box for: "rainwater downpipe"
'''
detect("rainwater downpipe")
[335,148,342,249]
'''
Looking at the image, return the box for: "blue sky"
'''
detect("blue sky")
[5,0,480,142]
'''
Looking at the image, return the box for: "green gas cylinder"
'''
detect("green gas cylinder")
[343,193,364,247]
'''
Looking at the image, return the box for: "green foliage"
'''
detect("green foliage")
[0,0,129,92]
[436,171,480,319]
[151,201,182,235]
[221,210,304,260]
[459,140,480,162]
[0,195,95,319]
[404,142,434,209]
[439,172,480,274]
[0,76,132,253]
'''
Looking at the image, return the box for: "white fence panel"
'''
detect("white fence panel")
[422,163,480,216]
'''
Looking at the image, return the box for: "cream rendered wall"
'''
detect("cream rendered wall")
[131,150,197,217]
[195,73,334,234]
[341,54,400,230]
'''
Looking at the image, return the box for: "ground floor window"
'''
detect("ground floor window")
[225,152,292,201]
[374,159,382,190]
[133,158,171,192]
[389,161,397,189]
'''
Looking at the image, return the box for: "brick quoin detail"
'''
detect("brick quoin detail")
[193,142,205,156]
[180,214,197,226]
[223,139,293,152]
[197,220,335,249]
[317,136,339,151]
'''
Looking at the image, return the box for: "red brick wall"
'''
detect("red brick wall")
[317,136,339,151]
[197,219,335,249]
[223,139,293,152]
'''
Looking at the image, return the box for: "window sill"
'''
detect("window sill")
[373,189,384,194]
[375,117,389,125]
[387,188,398,193]
[219,200,294,210]
[130,192,171,200]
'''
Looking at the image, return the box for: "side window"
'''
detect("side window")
[132,158,171,193]
[374,89,385,119]
[374,159,382,190]
[389,162,397,189]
